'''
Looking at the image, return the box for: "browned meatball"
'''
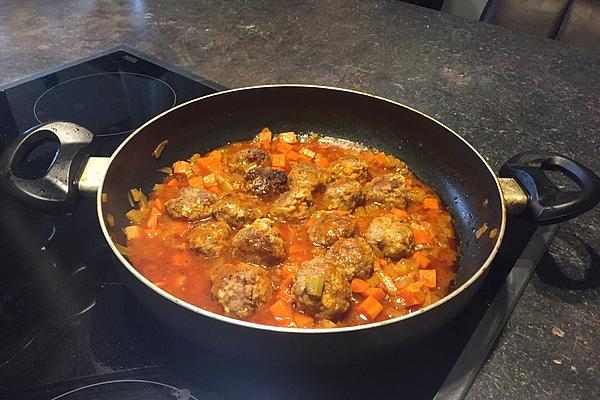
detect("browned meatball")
[188,221,231,257]
[232,218,286,266]
[364,216,414,260]
[210,263,272,318]
[365,173,408,209]
[165,186,217,221]
[270,190,313,221]
[213,193,263,229]
[326,237,374,280]
[323,179,363,211]
[288,163,325,192]
[229,148,271,174]
[292,256,351,321]
[307,211,356,247]
[327,158,369,182]
[245,167,288,199]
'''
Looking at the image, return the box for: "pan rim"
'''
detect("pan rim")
[97,84,507,334]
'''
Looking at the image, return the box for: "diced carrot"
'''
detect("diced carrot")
[405,178,414,187]
[412,228,432,244]
[285,150,302,161]
[328,210,348,217]
[146,215,158,229]
[297,154,313,163]
[124,225,142,240]
[197,157,221,173]
[419,269,437,288]
[188,176,204,188]
[293,312,315,328]
[364,287,386,301]
[280,274,295,289]
[146,207,161,229]
[314,155,329,168]
[357,296,384,321]
[276,142,294,154]
[207,150,222,162]
[392,208,409,219]
[351,278,370,293]
[277,290,294,303]
[173,161,193,177]
[423,197,440,210]
[413,251,431,268]
[360,152,376,162]
[207,185,223,195]
[288,241,306,255]
[398,288,421,307]
[172,222,189,235]
[372,152,385,162]
[272,153,286,167]
[153,198,164,210]
[203,173,218,187]
[270,299,293,320]
[167,178,179,187]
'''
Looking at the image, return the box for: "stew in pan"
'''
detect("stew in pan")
[123,128,458,328]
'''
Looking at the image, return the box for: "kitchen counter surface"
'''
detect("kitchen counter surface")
[1,1,599,398]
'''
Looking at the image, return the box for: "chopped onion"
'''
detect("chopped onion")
[113,242,131,256]
[152,140,169,159]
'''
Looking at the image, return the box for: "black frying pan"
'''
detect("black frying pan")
[1,85,599,364]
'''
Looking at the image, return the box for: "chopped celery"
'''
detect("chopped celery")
[306,275,325,297]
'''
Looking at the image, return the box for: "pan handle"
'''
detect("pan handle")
[0,121,94,211]
[499,151,600,224]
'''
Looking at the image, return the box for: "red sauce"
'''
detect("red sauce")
[124,129,458,328]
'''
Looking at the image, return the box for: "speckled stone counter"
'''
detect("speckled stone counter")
[1,1,599,398]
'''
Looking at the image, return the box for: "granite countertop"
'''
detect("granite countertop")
[1,0,599,398]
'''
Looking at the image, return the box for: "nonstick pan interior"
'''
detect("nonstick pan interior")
[100,85,504,294]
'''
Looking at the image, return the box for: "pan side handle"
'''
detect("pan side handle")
[499,151,600,224]
[0,121,94,211]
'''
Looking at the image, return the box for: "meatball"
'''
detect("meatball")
[288,163,325,192]
[364,216,414,260]
[365,173,408,209]
[326,237,374,280]
[308,211,356,247]
[213,192,263,229]
[245,167,288,199]
[270,190,313,221]
[229,148,271,174]
[165,186,217,221]
[292,256,351,320]
[232,218,286,266]
[322,179,363,211]
[210,263,272,318]
[188,221,231,257]
[327,158,369,182]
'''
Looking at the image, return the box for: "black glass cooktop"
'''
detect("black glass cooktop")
[0,46,223,157]
[0,47,557,400]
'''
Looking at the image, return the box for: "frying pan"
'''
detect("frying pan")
[1,85,599,364]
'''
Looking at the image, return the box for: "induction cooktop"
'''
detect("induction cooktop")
[0,46,557,400]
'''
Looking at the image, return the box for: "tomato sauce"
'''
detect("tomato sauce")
[124,129,458,328]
